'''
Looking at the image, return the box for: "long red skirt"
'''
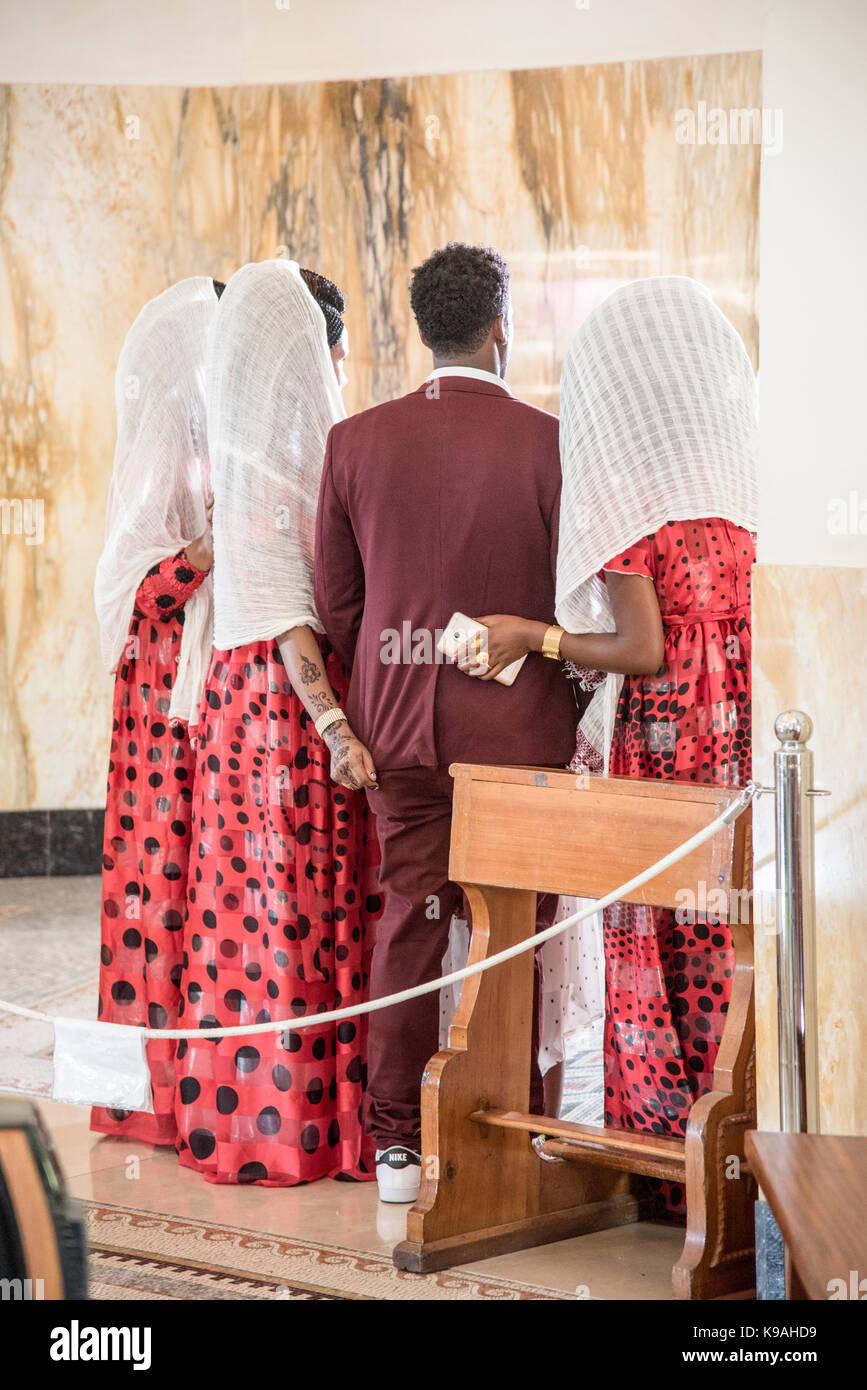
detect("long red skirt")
[174,637,382,1185]
[91,550,206,1144]
[601,518,754,1216]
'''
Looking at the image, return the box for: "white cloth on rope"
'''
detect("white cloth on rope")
[555,275,759,769]
[207,258,346,650]
[52,1018,153,1111]
[94,276,219,725]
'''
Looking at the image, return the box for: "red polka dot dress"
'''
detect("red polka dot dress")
[91,548,207,1145]
[174,637,382,1186]
[601,518,755,1216]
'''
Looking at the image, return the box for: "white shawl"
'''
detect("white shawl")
[94,277,218,724]
[556,276,758,766]
[207,259,346,650]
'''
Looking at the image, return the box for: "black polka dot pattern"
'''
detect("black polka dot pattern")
[174,636,382,1187]
[600,518,754,1219]
[92,548,206,1145]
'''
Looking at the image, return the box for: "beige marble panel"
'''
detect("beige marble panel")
[238,82,322,267]
[752,563,867,1136]
[314,52,762,416]
[0,85,240,810]
[0,51,761,809]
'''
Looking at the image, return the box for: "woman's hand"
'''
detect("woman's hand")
[454,614,544,681]
[186,495,214,572]
[275,625,377,789]
[323,721,378,790]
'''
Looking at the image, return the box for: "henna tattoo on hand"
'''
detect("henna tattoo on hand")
[300,655,321,685]
[325,726,358,788]
[309,690,336,715]
[334,755,359,789]
[325,726,350,755]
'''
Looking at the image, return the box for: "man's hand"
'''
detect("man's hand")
[323,721,378,790]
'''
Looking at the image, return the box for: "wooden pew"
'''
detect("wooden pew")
[393,765,756,1300]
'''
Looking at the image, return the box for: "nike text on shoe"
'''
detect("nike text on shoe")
[375,1146,422,1203]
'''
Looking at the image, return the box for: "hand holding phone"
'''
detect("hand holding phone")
[437,611,528,687]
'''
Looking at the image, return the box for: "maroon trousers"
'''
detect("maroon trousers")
[364,764,554,1152]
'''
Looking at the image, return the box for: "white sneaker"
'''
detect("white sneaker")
[375,1146,422,1203]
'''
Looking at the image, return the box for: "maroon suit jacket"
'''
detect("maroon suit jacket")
[314,375,577,771]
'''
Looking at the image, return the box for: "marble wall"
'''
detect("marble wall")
[752,563,867,1137]
[0,52,761,809]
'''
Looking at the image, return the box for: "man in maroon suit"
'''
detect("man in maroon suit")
[314,243,577,1202]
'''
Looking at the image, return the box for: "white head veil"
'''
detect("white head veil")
[207,258,346,650]
[94,277,218,725]
[556,276,758,767]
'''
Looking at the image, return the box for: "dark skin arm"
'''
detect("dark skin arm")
[185,495,215,572]
[455,572,665,679]
[276,625,378,790]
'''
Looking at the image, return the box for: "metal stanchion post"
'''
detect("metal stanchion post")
[770,709,828,1299]
[773,710,822,1135]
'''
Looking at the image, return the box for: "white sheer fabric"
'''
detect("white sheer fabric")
[94,277,218,724]
[207,258,346,650]
[538,896,604,1073]
[438,915,470,1049]
[555,275,759,767]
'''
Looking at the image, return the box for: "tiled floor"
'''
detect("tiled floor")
[1,877,682,1299]
[36,1098,682,1299]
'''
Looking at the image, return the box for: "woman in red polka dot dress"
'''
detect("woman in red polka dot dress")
[460,278,758,1217]
[175,260,382,1186]
[92,278,223,1144]
[92,549,211,1144]
[592,517,754,1218]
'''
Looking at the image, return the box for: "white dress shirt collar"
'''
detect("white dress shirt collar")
[426,365,512,395]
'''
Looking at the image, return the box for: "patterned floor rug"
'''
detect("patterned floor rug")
[85,1202,575,1301]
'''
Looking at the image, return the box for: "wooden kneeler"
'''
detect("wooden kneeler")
[393,765,757,1300]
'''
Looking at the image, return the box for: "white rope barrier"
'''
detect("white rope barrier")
[0,781,759,1042]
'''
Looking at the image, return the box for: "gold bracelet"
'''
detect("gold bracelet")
[541,624,565,660]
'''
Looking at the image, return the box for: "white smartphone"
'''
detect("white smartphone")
[437,611,528,687]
